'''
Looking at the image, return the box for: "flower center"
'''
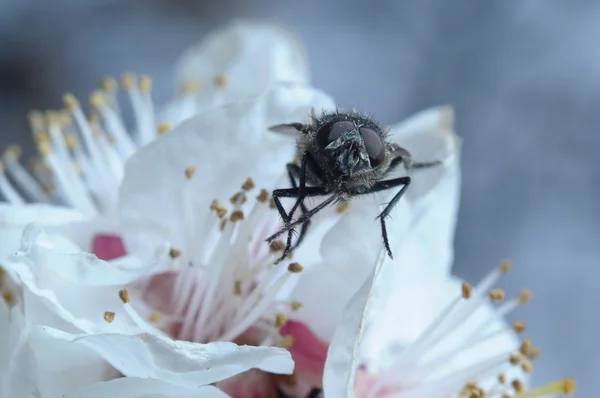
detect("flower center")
[366,262,537,398]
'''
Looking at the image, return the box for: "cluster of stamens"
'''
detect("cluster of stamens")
[365,261,561,398]
[102,174,304,350]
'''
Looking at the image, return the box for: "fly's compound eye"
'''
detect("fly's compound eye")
[316,120,355,148]
[359,127,385,166]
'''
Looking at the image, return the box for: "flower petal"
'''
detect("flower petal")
[0,204,84,262]
[65,377,231,398]
[289,197,411,342]
[32,327,294,388]
[176,19,310,96]
[322,249,387,398]
[12,223,170,286]
[390,105,461,277]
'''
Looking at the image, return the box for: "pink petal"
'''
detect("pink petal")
[91,234,126,260]
[280,320,329,383]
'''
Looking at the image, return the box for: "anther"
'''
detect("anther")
[184,166,196,179]
[521,360,533,373]
[519,339,532,356]
[500,261,513,273]
[157,124,172,135]
[169,249,182,259]
[269,240,285,253]
[509,353,522,365]
[104,311,115,323]
[139,75,152,94]
[512,380,524,393]
[274,313,287,329]
[230,210,244,222]
[512,321,526,334]
[288,263,303,273]
[269,198,276,209]
[488,288,505,302]
[257,189,269,202]
[100,76,117,92]
[89,91,105,108]
[233,280,242,296]
[241,177,255,191]
[120,73,136,90]
[461,282,472,299]
[519,289,532,304]
[118,289,130,304]
[148,311,161,323]
[290,300,302,311]
[336,201,350,214]
[63,93,80,110]
[498,373,506,384]
[214,74,228,87]
[230,192,247,205]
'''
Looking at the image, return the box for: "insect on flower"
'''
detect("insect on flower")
[266,109,442,264]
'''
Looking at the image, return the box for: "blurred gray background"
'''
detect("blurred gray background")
[1,0,597,395]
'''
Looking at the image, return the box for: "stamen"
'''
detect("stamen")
[274,313,287,329]
[119,289,130,304]
[287,262,303,273]
[513,378,575,398]
[104,311,115,323]
[2,145,49,202]
[241,177,255,191]
[336,201,350,214]
[488,288,505,302]
[157,124,172,135]
[184,166,196,179]
[257,189,269,202]
[230,210,244,222]
[214,74,228,87]
[169,249,182,259]
[0,162,25,204]
[512,321,526,334]
[269,240,285,252]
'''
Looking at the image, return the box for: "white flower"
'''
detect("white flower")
[3,82,461,396]
[315,249,575,398]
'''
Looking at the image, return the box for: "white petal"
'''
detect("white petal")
[289,197,411,342]
[176,19,310,95]
[5,229,150,334]
[390,106,461,277]
[0,204,84,262]
[65,377,231,398]
[32,327,294,388]
[322,249,387,398]
[119,84,334,255]
[12,223,170,286]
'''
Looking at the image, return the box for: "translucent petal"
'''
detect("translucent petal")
[176,19,310,96]
[13,223,170,286]
[0,204,84,263]
[322,249,386,397]
[32,327,294,389]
